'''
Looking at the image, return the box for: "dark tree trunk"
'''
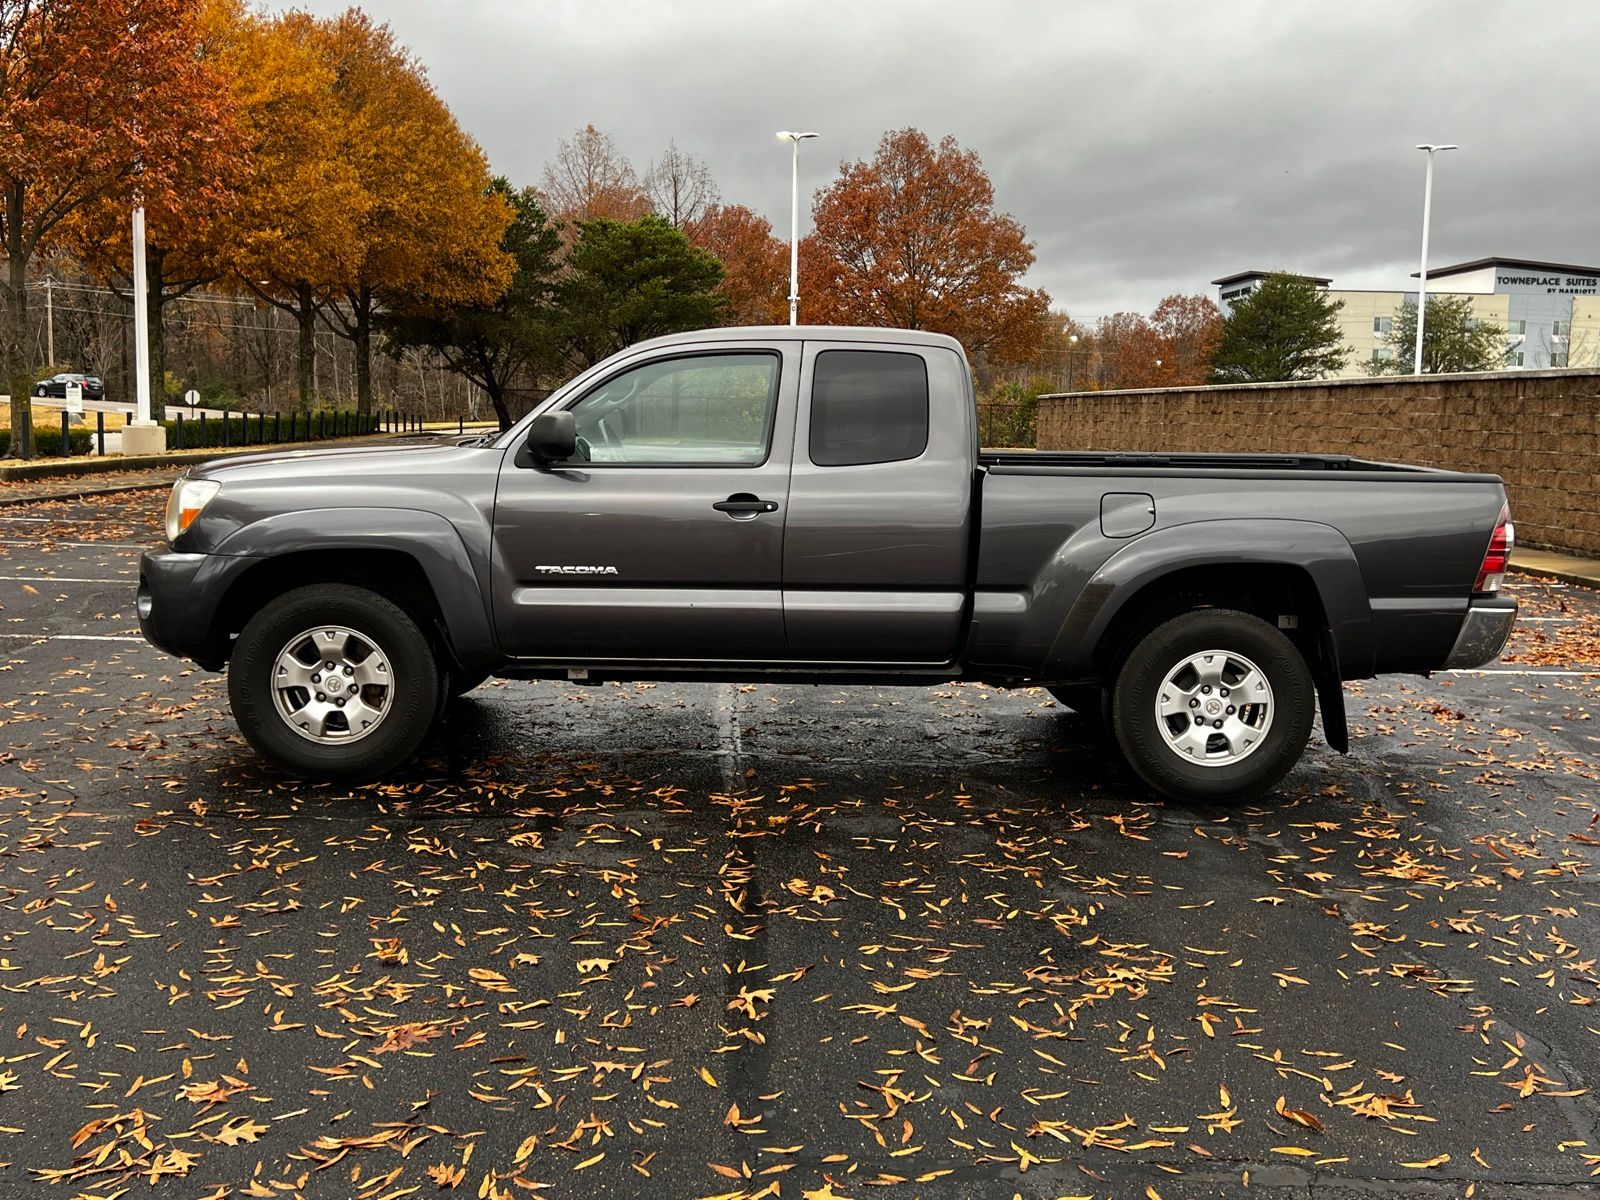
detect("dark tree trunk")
[4,182,31,457]
[295,282,316,410]
[351,285,374,415]
[485,377,512,431]
[147,247,167,421]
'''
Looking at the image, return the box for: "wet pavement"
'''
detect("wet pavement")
[0,489,1597,1198]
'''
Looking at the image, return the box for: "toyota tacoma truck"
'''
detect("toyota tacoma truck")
[138,326,1518,802]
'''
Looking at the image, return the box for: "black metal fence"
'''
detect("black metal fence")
[976,401,1037,449]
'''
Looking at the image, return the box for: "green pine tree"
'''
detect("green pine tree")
[1211,273,1348,383]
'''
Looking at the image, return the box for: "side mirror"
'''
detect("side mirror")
[524,411,576,465]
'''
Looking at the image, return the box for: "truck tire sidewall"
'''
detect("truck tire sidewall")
[1112,609,1314,803]
[229,584,440,781]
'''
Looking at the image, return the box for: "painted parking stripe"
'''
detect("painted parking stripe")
[0,633,144,642]
[1445,668,1600,677]
[0,575,132,584]
[0,539,149,550]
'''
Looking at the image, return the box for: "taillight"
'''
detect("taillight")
[1474,503,1514,594]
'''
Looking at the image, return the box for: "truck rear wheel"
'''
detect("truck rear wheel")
[1111,608,1313,803]
[228,583,441,782]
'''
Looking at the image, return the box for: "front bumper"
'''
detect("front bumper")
[1443,595,1518,669]
[138,547,248,669]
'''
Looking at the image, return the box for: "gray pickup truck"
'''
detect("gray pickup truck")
[139,326,1517,802]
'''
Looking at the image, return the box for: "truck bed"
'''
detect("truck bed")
[978,449,1491,477]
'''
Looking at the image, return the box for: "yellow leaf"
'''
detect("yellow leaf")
[699,1066,718,1088]
[1400,1153,1451,1169]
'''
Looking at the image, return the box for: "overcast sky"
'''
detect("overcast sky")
[292,0,1600,319]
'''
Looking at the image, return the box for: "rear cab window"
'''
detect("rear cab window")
[809,350,929,467]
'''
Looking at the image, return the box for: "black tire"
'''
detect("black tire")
[1111,608,1314,803]
[228,583,440,782]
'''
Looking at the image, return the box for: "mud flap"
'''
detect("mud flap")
[1314,628,1349,753]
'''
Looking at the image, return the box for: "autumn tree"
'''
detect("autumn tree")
[684,204,787,326]
[223,9,367,408]
[1211,273,1347,382]
[801,128,1048,363]
[0,0,234,450]
[65,0,245,415]
[554,215,723,368]
[1366,295,1507,375]
[313,9,511,414]
[382,180,561,431]
[1148,293,1223,385]
[644,140,718,228]
[542,124,649,222]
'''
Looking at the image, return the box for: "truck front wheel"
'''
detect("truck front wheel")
[228,583,441,781]
[1111,609,1314,803]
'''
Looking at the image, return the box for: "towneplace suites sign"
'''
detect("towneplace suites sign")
[1496,272,1600,295]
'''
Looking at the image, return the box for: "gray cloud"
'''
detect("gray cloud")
[292,0,1600,317]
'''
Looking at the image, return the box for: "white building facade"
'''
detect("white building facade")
[1212,258,1600,378]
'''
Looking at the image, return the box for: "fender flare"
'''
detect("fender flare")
[212,508,498,671]
[1046,518,1375,683]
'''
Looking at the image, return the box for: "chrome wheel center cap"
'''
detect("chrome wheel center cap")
[1206,699,1221,715]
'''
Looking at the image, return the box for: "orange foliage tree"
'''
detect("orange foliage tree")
[542,124,650,223]
[1091,294,1222,390]
[684,204,787,326]
[314,9,511,414]
[65,0,245,414]
[800,128,1048,364]
[0,0,235,447]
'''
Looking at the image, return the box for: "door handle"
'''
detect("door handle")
[713,493,779,517]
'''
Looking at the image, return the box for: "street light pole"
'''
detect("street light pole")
[132,202,151,423]
[776,131,817,326]
[1412,143,1457,376]
[1066,334,1078,391]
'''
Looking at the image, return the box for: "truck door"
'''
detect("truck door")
[491,343,797,662]
[781,342,973,663]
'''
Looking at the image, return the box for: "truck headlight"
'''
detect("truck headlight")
[165,477,220,543]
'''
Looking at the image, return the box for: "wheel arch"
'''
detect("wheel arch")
[207,509,497,674]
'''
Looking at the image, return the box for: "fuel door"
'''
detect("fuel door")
[1100,492,1156,538]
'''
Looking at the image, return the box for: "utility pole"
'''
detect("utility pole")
[1412,144,1457,375]
[44,277,54,366]
[776,131,818,326]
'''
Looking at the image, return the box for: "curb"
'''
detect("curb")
[0,481,170,507]
[1510,562,1600,590]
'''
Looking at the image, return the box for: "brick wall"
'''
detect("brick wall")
[1034,369,1600,557]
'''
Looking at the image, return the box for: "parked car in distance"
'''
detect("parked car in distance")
[138,325,1518,803]
[34,372,105,402]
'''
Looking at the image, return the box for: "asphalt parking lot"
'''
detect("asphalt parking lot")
[0,488,1597,1199]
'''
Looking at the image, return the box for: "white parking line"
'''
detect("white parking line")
[0,516,51,523]
[0,539,148,550]
[1445,668,1600,677]
[0,575,131,584]
[0,633,144,642]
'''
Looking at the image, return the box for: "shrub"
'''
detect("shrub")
[0,427,95,456]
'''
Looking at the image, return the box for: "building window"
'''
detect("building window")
[1552,351,1569,368]
[1372,316,1393,335]
[1507,351,1525,367]
[1371,347,1394,362]
[1463,317,1480,331]
[1506,319,1526,336]
[1553,320,1570,337]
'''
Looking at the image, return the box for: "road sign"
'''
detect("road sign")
[64,381,83,414]
[184,389,200,407]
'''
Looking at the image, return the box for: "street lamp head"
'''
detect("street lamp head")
[776,131,819,142]
[1416,143,1458,152]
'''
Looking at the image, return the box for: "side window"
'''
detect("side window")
[809,350,929,467]
[565,353,780,466]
